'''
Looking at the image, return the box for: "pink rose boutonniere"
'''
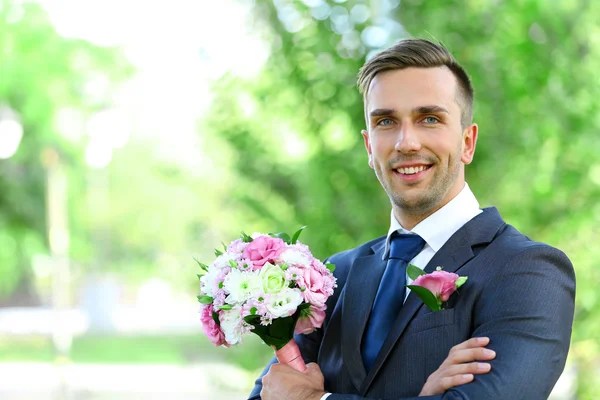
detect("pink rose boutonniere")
[406,265,467,311]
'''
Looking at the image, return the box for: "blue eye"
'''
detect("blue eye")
[377,118,393,126]
[423,116,439,124]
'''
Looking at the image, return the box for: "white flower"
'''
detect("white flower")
[213,252,239,269]
[265,288,303,318]
[200,266,221,297]
[259,262,288,294]
[279,248,311,267]
[220,306,243,345]
[223,269,262,304]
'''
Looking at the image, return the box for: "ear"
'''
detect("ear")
[461,123,478,164]
[362,129,374,168]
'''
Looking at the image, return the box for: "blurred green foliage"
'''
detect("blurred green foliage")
[203,0,600,396]
[0,0,130,300]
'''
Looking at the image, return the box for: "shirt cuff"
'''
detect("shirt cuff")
[320,393,332,400]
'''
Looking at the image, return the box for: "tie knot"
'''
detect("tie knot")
[389,233,426,262]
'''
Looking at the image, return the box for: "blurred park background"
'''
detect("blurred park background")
[0,0,598,398]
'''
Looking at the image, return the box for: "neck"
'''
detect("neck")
[393,182,466,230]
[393,208,439,231]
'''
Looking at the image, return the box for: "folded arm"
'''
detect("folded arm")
[329,245,575,400]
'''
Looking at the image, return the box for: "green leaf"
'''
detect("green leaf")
[197,295,214,304]
[250,307,258,315]
[241,232,253,243]
[407,264,426,281]
[214,248,224,257]
[406,285,442,311]
[229,260,238,268]
[291,226,307,244]
[244,314,261,325]
[455,276,468,289]
[325,262,336,273]
[193,258,209,271]
[222,243,228,252]
[244,305,311,349]
[218,304,232,311]
[212,311,220,327]
[245,315,296,350]
[196,273,205,279]
[270,232,292,243]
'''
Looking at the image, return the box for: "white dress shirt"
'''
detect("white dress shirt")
[320,183,481,400]
[384,182,482,300]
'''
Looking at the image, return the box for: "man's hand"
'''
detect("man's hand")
[261,362,327,400]
[419,337,496,396]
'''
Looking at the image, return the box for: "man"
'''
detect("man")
[249,39,575,399]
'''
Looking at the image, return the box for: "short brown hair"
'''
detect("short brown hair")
[358,39,474,127]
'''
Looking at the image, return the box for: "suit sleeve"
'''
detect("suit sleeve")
[327,245,576,400]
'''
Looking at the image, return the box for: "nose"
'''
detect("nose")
[394,122,421,153]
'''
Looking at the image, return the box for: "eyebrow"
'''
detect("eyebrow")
[414,105,450,115]
[369,105,450,118]
[369,108,395,117]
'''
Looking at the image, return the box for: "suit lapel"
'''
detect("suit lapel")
[359,207,505,394]
[341,240,386,392]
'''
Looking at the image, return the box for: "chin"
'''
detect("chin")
[393,195,438,216]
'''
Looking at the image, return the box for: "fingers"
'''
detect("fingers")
[445,361,492,376]
[445,338,495,366]
[305,363,322,374]
[439,373,474,391]
[420,338,495,396]
[447,347,496,365]
[450,337,489,352]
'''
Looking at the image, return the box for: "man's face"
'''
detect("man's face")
[362,67,477,223]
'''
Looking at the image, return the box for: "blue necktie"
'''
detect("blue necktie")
[361,233,426,372]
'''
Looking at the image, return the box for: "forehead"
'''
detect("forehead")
[366,67,460,114]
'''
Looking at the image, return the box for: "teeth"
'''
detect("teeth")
[397,165,428,175]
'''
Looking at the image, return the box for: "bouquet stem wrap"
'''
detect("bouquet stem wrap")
[275,339,306,372]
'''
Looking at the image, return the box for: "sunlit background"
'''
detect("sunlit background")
[0,0,598,399]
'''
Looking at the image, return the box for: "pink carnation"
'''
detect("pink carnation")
[311,259,330,275]
[300,268,329,309]
[294,306,326,335]
[200,304,227,347]
[242,236,286,268]
[412,270,460,302]
[293,241,312,256]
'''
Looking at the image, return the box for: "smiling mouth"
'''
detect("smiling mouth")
[394,165,432,175]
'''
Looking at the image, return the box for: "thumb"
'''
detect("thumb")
[304,362,322,377]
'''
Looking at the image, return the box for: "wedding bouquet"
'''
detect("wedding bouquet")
[196,227,337,371]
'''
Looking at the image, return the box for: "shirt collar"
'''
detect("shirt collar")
[383,183,482,260]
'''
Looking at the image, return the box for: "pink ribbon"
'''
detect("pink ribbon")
[275,339,307,372]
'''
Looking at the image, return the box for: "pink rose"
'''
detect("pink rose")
[200,304,227,347]
[301,268,328,309]
[242,236,286,268]
[412,270,460,302]
[294,307,326,335]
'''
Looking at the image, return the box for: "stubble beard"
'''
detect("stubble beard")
[377,151,463,218]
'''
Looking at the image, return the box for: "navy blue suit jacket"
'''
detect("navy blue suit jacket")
[249,208,575,399]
